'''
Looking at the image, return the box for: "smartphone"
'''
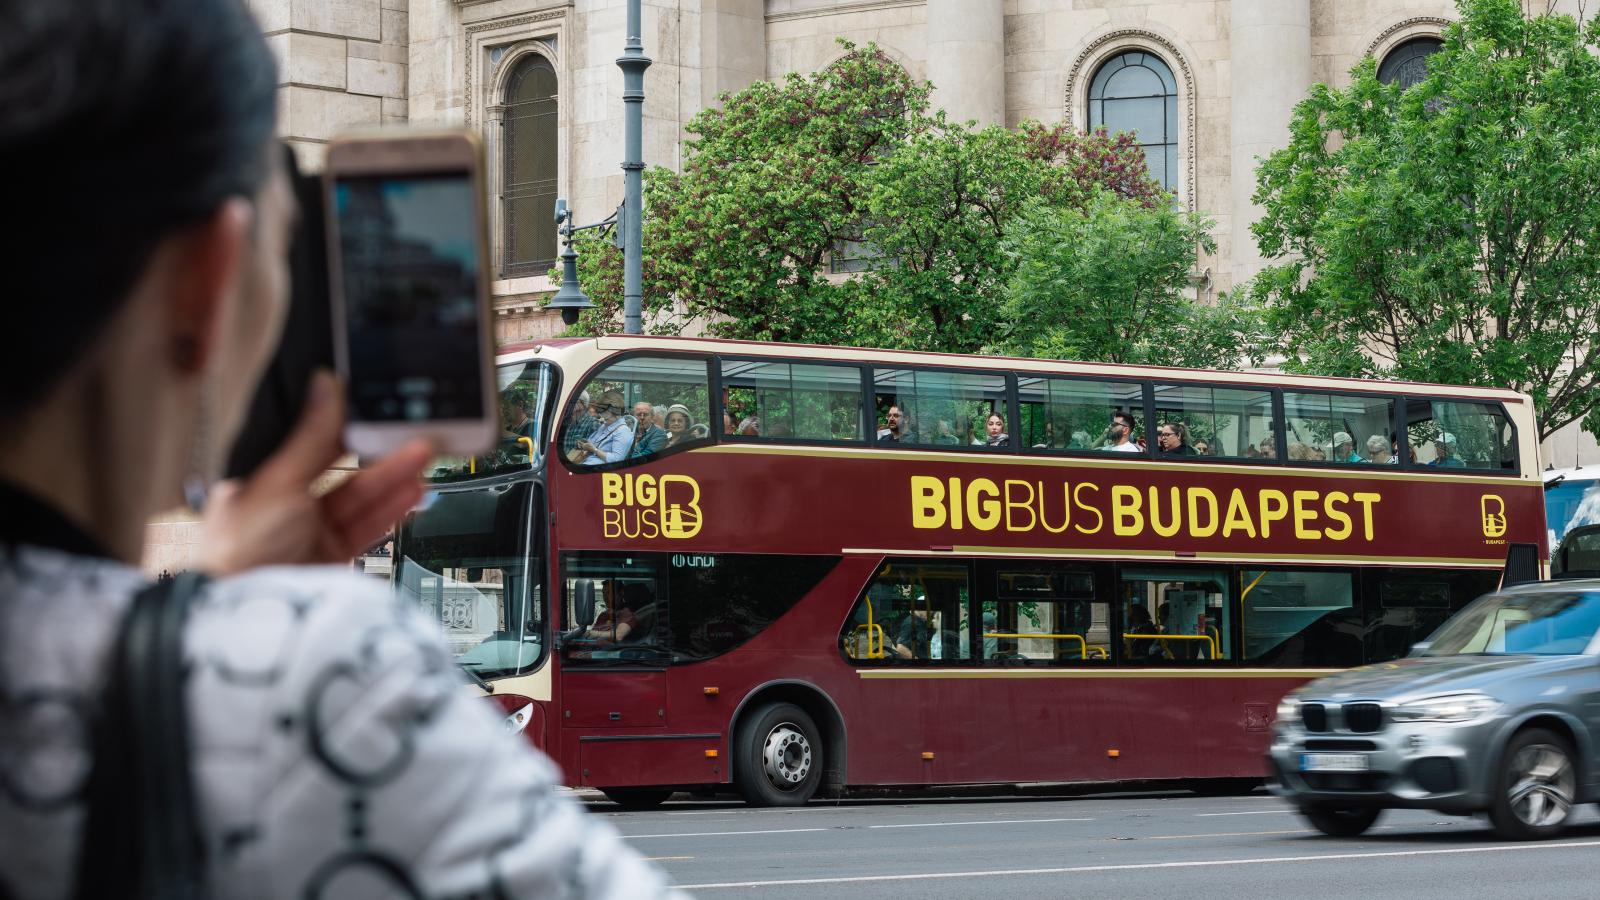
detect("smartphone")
[324,130,497,458]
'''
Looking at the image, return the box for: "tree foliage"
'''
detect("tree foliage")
[1250,0,1600,439]
[998,193,1259,368]
[571,42,1199,360]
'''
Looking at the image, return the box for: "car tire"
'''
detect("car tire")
[1299,803,1383,837]
[599,787,675,809]
[1488,728,1577,841]
[1188,777,1264,796]
[734,702,822,807]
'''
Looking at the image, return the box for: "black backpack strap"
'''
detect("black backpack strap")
[75,571,210,900]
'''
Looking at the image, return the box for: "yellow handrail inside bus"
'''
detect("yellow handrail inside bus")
[518,436,536,465]
[845,594,887,660]
[1241,570,1268,617]
[1123,633,1219,659]
[984,632,1089,659]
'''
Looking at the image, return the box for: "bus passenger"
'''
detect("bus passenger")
[737,415,762,436]
[662,403,693,448]
[1155,422,1196,456]
[1334,431,1363,463]
[891,601,935,659]
[1429,432,1465,467]
[877,405,907,444]
[983,413,1009,448]
[573,391,634,465]
[1193,438,1211,456]
[1104,411,1141,453]
[1366,434,1394,464]
[575,582,653,645]
[562,389,598,456]
[629,401,668,458]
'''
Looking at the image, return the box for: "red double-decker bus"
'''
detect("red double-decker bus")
[394,335,1545,807]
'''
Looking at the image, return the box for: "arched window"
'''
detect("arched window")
[1088,50,1179,191]
[1377,37,1443,90]
[502,53,558,277]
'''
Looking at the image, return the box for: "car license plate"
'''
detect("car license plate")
[1301,753,1369,772]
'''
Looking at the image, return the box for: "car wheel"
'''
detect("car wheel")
[734,702,822,807]
[1188,777,1264,796]
[1299,803,1383,837]
[599,787,675,809]
[1489,728,1577,840]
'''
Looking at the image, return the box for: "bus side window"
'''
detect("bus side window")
[1153,383,1273,461]
[841,561,973,663]
[720,359,865,443]
[563,355,712,466]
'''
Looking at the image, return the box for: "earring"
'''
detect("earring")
[183,377,216,512]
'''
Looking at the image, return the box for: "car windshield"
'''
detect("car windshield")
[395,481,545,678]
[427,360,556,483]
[1422,590,1600,657]
[1546,477,1600,556]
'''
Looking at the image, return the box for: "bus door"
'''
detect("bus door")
[977,561,1114,780]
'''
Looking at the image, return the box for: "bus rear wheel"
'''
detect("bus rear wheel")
[735,702,822,806]
[600,787,675,809]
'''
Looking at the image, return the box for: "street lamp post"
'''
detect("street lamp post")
[551,0,651,334]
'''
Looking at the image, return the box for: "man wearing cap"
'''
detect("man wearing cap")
[1333,432,1363,463]
[573,390,635,465]
[890,599,937,660]
[1428,432,1465,467]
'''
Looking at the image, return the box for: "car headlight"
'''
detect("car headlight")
[1275,697,1301,726]
[1391,693,1500,724]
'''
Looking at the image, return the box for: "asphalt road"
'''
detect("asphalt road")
[583,788,1600,899]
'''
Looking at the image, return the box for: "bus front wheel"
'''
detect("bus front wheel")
[735,702,822,806]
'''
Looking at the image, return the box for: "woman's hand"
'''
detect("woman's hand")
[199,371,432,575]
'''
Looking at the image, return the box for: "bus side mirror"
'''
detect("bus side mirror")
[574,579,596,631]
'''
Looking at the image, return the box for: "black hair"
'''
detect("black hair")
[1,0,278,418]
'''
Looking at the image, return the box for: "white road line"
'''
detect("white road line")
[643,856,695,862]
[1195,810,1295,817]
[868,817,1095,829]
[678,839,1600,889]
[623,827,829,840]
[1144,829,1311,840]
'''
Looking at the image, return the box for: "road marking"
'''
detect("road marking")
[644,856,695,861]
[623,827,829,839]
[868,817,1095,829]
[1143,829,1310,840]
[1195,810,1295,817]
[677,839,1600,889]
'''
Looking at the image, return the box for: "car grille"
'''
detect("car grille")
[1302,703,1328,732]
[1343,703,1384,733]
[1301,772,1389,793]
[1304,738,1378,751]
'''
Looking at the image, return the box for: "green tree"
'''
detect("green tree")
[997,192,1259,367]
[571,41,1165,353]
[1250,0,1600,440]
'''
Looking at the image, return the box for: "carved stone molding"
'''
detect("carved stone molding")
[464,9,568,128]
[766,0,922,25]
[1063,29,1197,211]
[1366,16,1452,58]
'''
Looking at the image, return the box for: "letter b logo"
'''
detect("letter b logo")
[1480,494,1507,538]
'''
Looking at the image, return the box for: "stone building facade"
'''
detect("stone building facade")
[244,0,1598,464]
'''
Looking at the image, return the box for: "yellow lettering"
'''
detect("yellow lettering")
[602,473,625,506]
[602,507,623,538]
[1039,482,1072,534]
[949,477,963,530]
[639,509,660,540]
[967,478,1001,531]
[1259,489,1289,539]
[1352,492,1381,541]
[1223,489,1256,538]
[1149,486,1181,538]
[1112,485,1144,536]
[1323,491,1352,540]
[1004,480,1037,532]
[1073,482,1103,535]
[1292,490,1322,540]
[1187,487,1219,538]
[634,474,657,508]
[911,476,947,530]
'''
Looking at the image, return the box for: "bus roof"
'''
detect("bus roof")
[499,334,1528,403]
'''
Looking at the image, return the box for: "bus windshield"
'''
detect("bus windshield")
[396,481,545,678]
[1546,475,1600,554]
[428,360,556,483]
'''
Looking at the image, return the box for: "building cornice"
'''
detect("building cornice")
[767,0,922,25]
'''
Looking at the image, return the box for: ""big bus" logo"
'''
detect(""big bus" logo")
[1480,494,1507,539]
[601,473,703,539]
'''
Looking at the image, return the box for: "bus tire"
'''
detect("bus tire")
[734,702,822,807]
[599,787,675,809]
[1298,803,1382,837]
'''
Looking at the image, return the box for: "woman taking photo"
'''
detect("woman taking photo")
[0,1,681,897]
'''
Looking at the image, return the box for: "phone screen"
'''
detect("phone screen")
[332,171,485,422]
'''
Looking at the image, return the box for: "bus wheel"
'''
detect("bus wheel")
[1298,803,1382,837]
[600,787,675,809]
[1489,728,1576,840]
[735,702,822,807]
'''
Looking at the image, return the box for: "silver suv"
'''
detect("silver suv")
[1268,579,1600,840]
